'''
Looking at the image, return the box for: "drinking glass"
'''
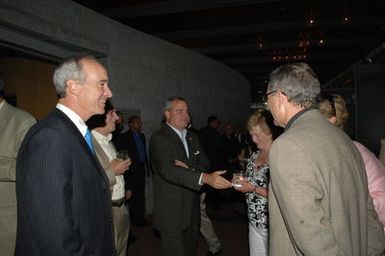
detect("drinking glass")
[116,150,129,160]
[232,171,246,188]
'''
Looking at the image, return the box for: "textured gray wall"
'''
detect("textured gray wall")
[0,0,250,138]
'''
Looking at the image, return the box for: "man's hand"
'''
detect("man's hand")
[110,158,131,175]
[174,159,189,169]
[202,170,232,189]
[125,190,132,200]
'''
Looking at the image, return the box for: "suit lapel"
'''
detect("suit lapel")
[163,125,189,160]
[53,109,110,186]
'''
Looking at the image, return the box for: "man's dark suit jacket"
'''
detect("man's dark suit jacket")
[114,130,147,190]
[199,126,225,171]
[114,130,148,224]
[149,124,209,232]
[15,108,115,256]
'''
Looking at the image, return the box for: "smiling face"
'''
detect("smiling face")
[76,58,112,120]
[164,99,190,131]
[249,124,273,151]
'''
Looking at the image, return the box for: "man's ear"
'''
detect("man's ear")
[67,80,80,96]
[277,91,287,109]
[328,116,337,125]
[164,110,170,121]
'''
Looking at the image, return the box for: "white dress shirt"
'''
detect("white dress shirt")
[92,130,125,201]
[167,122,189,158]
[166,122,204,185]
[56,103,87,136]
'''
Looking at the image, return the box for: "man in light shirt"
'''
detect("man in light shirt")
[16,55,116,256]
[87,100,131,256]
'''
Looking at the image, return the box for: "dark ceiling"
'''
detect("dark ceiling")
[72,0,385,100]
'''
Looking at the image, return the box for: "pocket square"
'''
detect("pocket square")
[194,151,200,155]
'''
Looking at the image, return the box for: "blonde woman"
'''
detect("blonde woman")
[233,110,282,256]
[319,93,385,229]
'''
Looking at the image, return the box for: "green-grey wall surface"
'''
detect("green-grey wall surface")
[0,0,251,138]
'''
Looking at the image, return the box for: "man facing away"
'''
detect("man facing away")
[0,76,36,255]
[87,100,131,256]
[149,96,232,256]
[16,55,116,256]
[265,62,385,255]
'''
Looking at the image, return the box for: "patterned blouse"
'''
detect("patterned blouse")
[245,151,269,229]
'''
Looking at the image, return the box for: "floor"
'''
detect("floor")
[127,202,249,256]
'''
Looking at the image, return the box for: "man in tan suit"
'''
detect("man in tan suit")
[87,100,131,256]
[0,76,36,255]
[265,63,385,255]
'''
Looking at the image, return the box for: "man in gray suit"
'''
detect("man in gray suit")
[150,96,232,256]
[16,55,115,256]
[0,76,35,255]
[265,62,385,255]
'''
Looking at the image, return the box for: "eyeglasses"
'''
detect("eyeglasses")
[262,90,277,103]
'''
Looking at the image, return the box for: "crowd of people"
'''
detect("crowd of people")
[1,55,385,256]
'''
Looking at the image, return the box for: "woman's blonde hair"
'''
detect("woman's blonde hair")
[318,94,349,129]
[247,109,282,140]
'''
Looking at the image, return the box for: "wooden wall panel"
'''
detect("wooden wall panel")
[0,57,57,120]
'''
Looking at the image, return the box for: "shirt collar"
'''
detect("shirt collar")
[166,122,187,139]
[0,99,5,111]
[285,106,317,131]
[56,103,88,136]
[91,130,112,144]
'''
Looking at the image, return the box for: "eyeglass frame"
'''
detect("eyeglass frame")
[262,90,278,103]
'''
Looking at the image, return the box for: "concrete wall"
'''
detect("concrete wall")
[0,0,250,138]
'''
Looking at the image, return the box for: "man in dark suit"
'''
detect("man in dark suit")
[199,115,226,209]
[115,115,148,226]
[149,96,232,256]
[16,55,115,256]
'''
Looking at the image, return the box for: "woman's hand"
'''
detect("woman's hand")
[233,178,254,193]
[233,179,268,197]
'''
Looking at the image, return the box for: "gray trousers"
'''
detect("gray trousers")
[200,192,222,253]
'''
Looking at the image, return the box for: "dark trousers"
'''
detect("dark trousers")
[160,222,199,256]
[128,164,146,225]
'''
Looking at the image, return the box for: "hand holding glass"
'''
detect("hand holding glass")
[116,150,129,160]
[232,171,246,188]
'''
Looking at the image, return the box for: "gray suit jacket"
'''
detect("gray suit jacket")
[149,124,209,232]
[268,109,385,255]
[0,100,35,255]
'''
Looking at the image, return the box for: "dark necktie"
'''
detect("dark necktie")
[84,129,95,154]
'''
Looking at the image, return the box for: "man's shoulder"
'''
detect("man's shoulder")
[2,101,35,123]
[29,109,76,137]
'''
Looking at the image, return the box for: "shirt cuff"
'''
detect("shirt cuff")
[198,173,204,186]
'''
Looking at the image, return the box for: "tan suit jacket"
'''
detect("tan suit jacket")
[92,134,117,190]
[0,100,35,255]
[269,109,385,256]
[92,133,129,256]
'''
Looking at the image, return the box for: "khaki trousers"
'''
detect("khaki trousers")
[112,203,130,256]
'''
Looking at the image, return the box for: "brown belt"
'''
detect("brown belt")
[111,198,125,207]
